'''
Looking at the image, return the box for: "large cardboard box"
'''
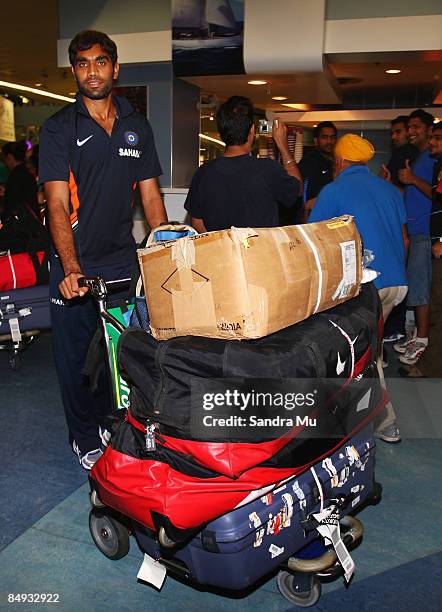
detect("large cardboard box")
[138,216,362,340]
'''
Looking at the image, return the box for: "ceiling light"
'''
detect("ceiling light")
[434,118,440,123]
[34,83,43,87]
[68,92,76,96]
[209,116,214,121]
[21,96,30,104]
[272,96,288,101]
[0,80,74,103]
[199,133,225,146]
[281,103,310,111]
[385,69,401,74]
[248,80,268,85]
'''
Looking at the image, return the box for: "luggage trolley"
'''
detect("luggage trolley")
[81,224,382,608]
[0,284,51,370]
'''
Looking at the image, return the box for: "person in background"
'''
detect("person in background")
[309,133,408,444]
[39,30,167,470]
[380,115,419,188]
[393,109,435,366]
[1,140,39,219]
[185,95,302,232]
[298,121,337,217]
[400,123,442,378]
[380,116,418,345]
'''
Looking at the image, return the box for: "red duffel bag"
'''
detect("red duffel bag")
[0,250,48,291]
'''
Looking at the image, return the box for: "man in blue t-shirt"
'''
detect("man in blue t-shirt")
[393,109,435,367]
[39,30,167,469]
[309,133,408,444]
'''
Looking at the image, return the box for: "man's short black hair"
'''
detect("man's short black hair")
[313,121,337,139]
[408,109,434,128]
[68,30,118,67]
[217,96,254,146]
[391,115,409,127]
[2,140,27,162]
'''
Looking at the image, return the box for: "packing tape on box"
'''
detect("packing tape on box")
[230,227,259,248]
[297,225,323,314]
[170,235,218,332]
[171,236,195,269]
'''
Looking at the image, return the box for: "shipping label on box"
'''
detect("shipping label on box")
[138,216,362,340]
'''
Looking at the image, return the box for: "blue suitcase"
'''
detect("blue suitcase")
[0,284,51,369]
[131,424,377,600]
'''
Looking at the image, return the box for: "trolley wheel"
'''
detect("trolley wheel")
[277,571,322,608]
[90,489,105,509]
[158,526,177,549]
[89,509,130,560]
[9,350,21,370]
[370,481,383,506]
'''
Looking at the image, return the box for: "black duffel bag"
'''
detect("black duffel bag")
[118,282,382,447]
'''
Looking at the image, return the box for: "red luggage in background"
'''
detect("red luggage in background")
[0,250,48,291]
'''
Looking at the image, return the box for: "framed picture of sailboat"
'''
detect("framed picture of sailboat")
[172,0,245,76]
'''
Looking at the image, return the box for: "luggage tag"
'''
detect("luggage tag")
[310,465,355,583]
[312,506,355,583]
[9,317,22,343]
[137,553,166,589]
[145,422,156,452]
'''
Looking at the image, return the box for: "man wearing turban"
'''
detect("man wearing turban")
[309,133,408,445]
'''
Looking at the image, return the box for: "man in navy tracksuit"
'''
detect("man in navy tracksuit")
[39,30,167,469]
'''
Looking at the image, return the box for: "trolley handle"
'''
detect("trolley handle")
[78,276,127,333]
[78,276,107,299]
[78,276,132,299]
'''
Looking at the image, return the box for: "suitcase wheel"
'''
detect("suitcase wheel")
[158,526,177,549]
[277,571,321,608]
[89,509,130,560]
[90,489,105,509]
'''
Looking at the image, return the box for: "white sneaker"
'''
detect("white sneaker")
[399,341,427,366]
[73,441,103,471]
[99,426,111,447]
[393,329,416,354]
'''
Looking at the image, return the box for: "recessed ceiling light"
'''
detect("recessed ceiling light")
[248,80,268,85]
[68,92,76,96]
[272,96,288,101]
[34,83,43,87]
[385,69,401,74]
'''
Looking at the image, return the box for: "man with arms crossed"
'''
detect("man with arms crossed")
[380,115,418,188]
[39,30,167,469]
[298,121,337,217]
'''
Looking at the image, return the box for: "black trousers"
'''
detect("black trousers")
[49,256,131,453]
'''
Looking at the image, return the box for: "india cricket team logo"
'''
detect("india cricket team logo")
[124,131,139,146]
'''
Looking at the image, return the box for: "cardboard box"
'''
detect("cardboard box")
[138,216,362,340]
